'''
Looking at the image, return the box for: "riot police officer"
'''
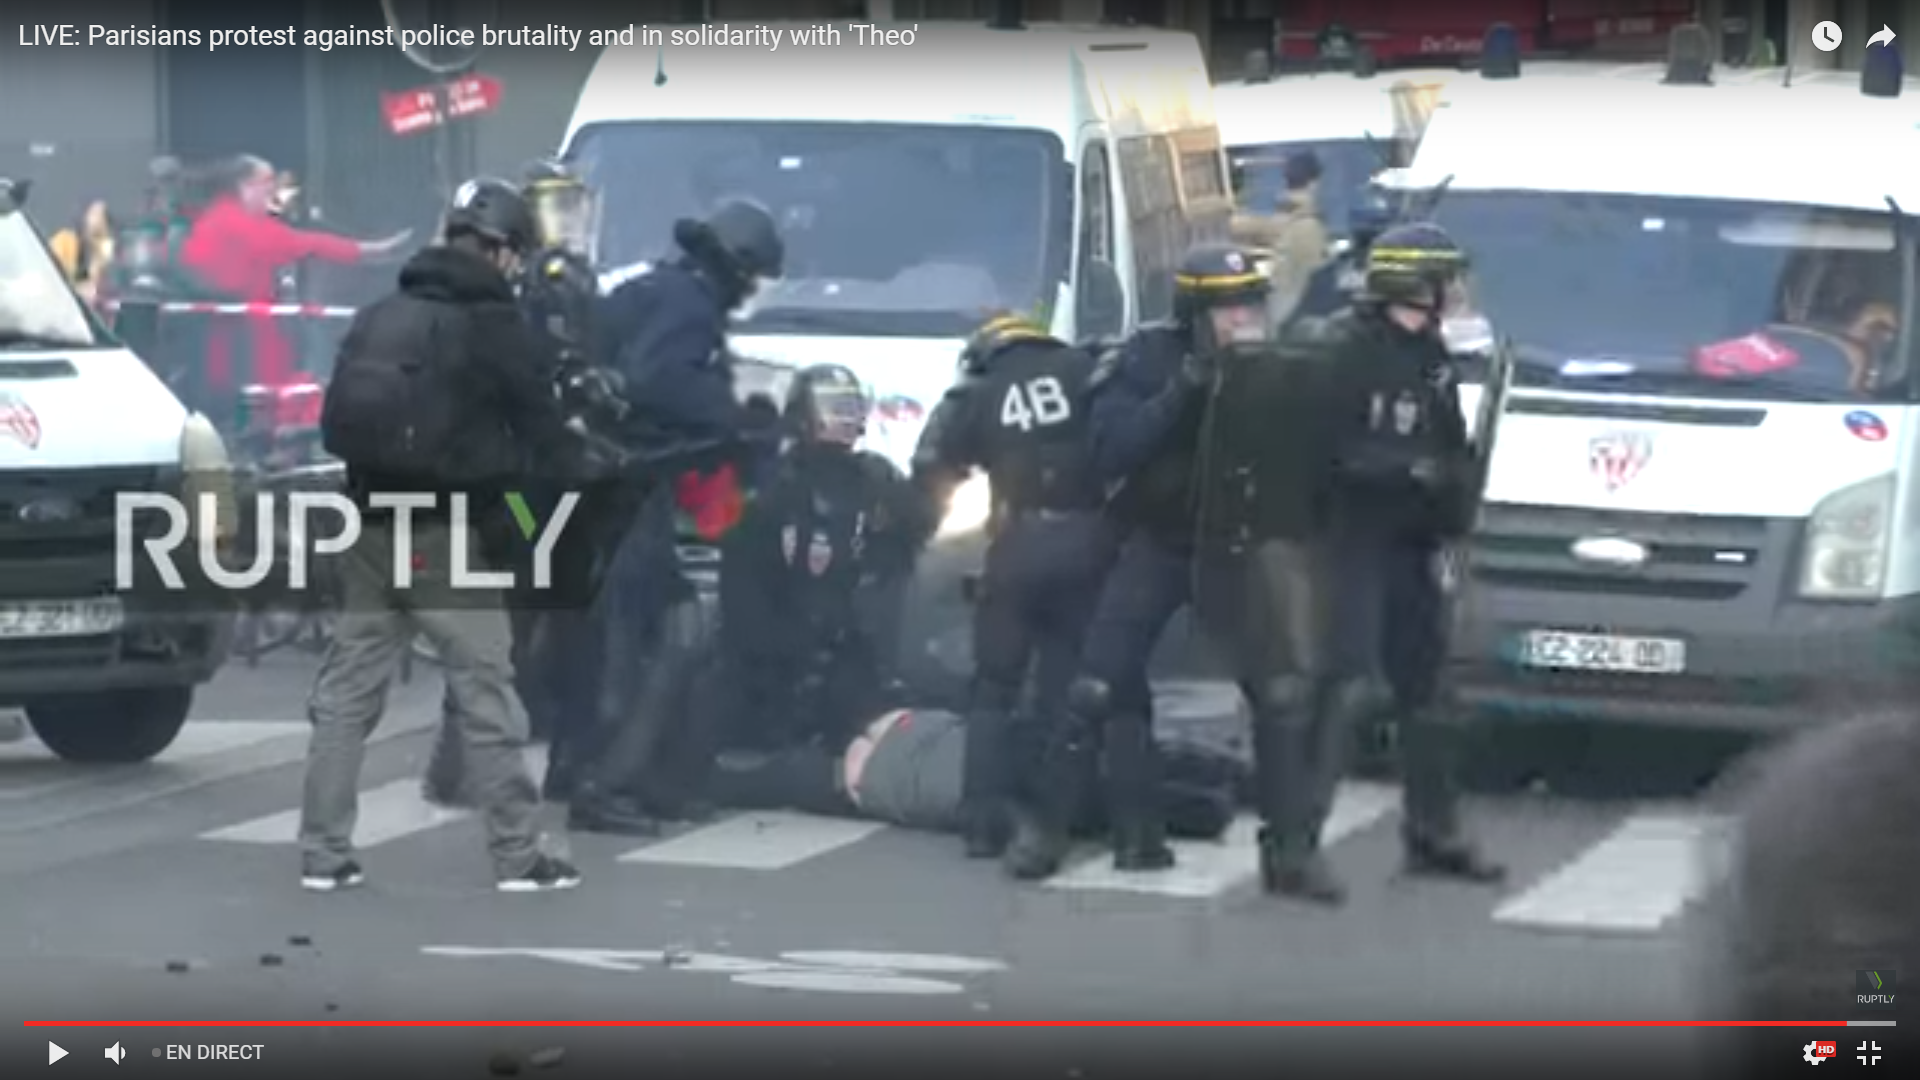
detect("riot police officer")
[703,364,931,777]
[911,314,1114,877]
[515,156,612,798]
[1254,222,1506,904]
[1064,245,1276,874]
[569,199,786,836]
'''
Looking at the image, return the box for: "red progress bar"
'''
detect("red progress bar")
[21,1020,1863,1027]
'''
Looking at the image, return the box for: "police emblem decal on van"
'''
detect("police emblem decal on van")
[0,391,41,449]
[1588,430,1653,493]
[1844,410,1889,442]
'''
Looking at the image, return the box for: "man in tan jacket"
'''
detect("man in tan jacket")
[1231,150,1330,331]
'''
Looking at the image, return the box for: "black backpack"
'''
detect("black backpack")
[321,298,470,477]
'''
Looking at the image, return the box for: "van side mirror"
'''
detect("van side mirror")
[1077,259,1126,340]
[0,177,29,216]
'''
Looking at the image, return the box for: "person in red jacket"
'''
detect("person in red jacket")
[177,154,410,415]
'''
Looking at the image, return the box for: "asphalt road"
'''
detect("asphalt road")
[0,654,1768,1063]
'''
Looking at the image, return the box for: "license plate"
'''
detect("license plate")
[0,598,125,640]
[1518,630,1686,674]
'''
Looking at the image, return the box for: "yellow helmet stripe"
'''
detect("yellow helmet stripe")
[1174,271,1265,290]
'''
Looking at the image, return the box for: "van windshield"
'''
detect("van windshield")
[1229,138,1383,234]
[1433,191,1911,403]
[0,212,102,350]
[570,121,1068,339]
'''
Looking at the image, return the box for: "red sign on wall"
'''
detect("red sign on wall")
[380,73,503,137]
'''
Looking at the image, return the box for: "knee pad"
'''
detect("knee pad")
[1066,676,1112,722]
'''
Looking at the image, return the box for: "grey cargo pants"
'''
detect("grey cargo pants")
[299,517,545,882]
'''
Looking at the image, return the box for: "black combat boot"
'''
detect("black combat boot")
[1105,715,1174,872]
[1003,730,1091,880]
[1404,831,1507,883]
[566,787,662,837]
[960,707,1014,859]
[1258,826,1347,905]
[1397,706,1505,884]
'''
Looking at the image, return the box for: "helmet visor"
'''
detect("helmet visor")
[528,181,599,261]
[808,381,871,445]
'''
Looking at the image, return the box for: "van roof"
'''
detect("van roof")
[1212,69,1460,146]
[565,21,1214,146]
[1383,61,1920,211]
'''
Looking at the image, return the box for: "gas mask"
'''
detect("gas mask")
[528,179,600,262]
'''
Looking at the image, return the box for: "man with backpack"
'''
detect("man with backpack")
[299,178,583,894]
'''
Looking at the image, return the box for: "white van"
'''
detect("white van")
[0,178,234,761]
[563,20,1233,688]
[1213,68,1455,236]
[1378,60,1920,731]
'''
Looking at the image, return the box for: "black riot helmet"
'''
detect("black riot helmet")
[1362,221,1470,323]
[957,312,1054,375]
[784,363,871,448]
[446,177,538,256]
[1173,243,1272,355]
[673,198,786,310]
[521,157,599,260]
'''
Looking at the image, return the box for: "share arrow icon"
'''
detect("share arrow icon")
[1869,24,1897,47]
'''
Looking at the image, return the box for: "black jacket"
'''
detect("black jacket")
[1088,325,1211,549]
[719,444,924,666]
[1310,307,1475,541]
[337,245,574,510]
[913,337,1105,517]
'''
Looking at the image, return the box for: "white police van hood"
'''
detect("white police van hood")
[1458,384,1902,517]
[731,333,961,474]
[0,348,187,469]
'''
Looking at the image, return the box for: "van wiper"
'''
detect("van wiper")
[1551,366,1848,403]
[1505,345,1850,402]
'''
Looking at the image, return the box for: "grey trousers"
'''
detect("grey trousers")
[299,518,544,881]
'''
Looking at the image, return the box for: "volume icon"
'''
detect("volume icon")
[104,1042,125,1064]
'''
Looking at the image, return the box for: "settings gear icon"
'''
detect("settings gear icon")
[1804,1041,1828,1065]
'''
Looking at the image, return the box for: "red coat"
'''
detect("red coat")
[177,196,362,389]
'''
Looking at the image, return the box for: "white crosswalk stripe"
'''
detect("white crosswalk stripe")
[197,746,548,847]
[1491,810,1732,934]
[193,765,1732,935]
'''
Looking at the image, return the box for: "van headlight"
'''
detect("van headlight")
[178,412,239,545]
[938,474,993,538]
[1799,474,1893,600]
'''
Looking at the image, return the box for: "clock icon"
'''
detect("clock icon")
[1812,20,1844,51]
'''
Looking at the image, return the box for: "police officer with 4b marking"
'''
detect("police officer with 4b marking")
[1060,245,1278,875]
[911,314,1115,878]
[1256,223,1506,904]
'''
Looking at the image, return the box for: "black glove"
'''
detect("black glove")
[1180,348,1219,390]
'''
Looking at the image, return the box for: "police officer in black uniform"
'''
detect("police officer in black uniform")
[1063,245,1276,875]
[514,157,613,798]
[1253,222,1506,904]
[911,314,1115,877]
[568,199,787,836]
[704,364,932,772]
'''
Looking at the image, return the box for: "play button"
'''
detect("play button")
[49,1042,67,1064]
